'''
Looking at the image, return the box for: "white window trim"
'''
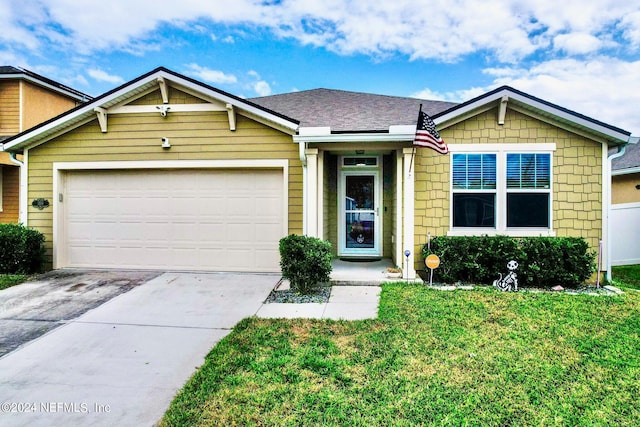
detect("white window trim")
[448,143,556,237]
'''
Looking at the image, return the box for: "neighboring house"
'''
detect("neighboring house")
[2,67,634,280]
[610,141,640,265]
[0,66,90,223]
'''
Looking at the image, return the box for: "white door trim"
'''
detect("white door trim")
[338,156,382,257]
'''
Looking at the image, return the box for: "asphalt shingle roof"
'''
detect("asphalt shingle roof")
[251,88,457,132]
[613,142,640,171]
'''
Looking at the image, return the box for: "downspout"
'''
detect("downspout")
[299,140,307,235]
[8,150,27,225]
[605,136,638,281]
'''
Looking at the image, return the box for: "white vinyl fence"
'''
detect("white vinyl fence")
[611,202,640,266]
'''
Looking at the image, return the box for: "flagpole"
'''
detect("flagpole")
[409,103,422,174]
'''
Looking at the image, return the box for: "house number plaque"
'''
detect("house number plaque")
[32,198,50,210]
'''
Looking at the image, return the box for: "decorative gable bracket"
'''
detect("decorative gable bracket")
[498,95,508,125]
[94,107,108,133]
[157,77,169,104]
[226,103,236,131]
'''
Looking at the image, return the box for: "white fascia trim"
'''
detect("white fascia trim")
[294,132,415,144]
[435,88,630,143]
[163,71,298,132]
[612,166,640,176]
[299,126,331,136]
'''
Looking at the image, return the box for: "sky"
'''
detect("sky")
[1,0,639,136]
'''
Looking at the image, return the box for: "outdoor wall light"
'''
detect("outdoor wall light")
[156,105,170,117]
[161,137,171,149]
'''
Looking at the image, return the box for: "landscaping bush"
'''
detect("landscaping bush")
[423,235,595,288]
[0,223,46,274]
[279,234,332,294]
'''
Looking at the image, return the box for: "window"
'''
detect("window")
[450,147,553,235]
[452,154,496,227]
[506,153,551,228]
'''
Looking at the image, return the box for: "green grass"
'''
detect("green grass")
[162,285,640,426]
[612,265,640,290]
[0,274,27,291]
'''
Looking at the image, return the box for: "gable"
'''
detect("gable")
[434,86,631,147]
[3,68,299,153]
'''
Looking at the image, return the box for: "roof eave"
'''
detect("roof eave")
[433,87,631,146]
[3,68,299,152]
[0,71,91,102]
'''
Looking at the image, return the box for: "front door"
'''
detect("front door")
[339,164,381,257]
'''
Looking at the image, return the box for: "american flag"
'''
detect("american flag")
[414,110,448,154]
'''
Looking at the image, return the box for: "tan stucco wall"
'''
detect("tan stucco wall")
[0,80,20,135]
[612,173,640,204]
[413,108,603,270]
[21,81,79,130]
[26,88,302,267]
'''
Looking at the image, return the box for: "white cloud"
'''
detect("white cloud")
[3,0,639,136]
[2,1,635,62]
[184,63,237,84]
[619,11,640,50]
[553,32,607,55]
[87,68,125,84]
[253,80,272,96]
[247,70,272,96]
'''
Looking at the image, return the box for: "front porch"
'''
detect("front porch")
[300,144,419,279]
[329,258,423,285]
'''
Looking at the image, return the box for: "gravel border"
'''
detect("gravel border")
[265,285,331,303]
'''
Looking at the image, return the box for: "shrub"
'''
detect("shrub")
[279,234,332,294]
[0,223,46,274]
[423,235,595,288]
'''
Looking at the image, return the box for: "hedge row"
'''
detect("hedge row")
[0,223,46,274]
[422,235,596,288]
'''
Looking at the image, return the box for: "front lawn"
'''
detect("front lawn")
[162,285,640,426]
[0,274,27,291]
[612,264,640,290]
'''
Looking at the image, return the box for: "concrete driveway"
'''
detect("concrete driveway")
[0,271,278,427]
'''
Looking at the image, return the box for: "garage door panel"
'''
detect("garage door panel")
[63,169,284,272]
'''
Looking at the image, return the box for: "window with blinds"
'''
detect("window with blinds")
[450,151,552,230]
[453,154,496,190]
[506,153,550,189]
[506,153,551,228]
[452,154,497,227]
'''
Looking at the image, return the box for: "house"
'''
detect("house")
[2,67,634,279]
[0,66,90,223]
[610,141,640,265]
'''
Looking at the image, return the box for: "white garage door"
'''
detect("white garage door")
[61,169,285,272]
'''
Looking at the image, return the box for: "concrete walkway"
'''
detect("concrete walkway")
[0,272,277,427]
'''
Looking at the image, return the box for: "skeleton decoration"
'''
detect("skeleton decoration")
[493,260,519,292]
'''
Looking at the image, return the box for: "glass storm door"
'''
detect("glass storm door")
[340,171,381,256]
